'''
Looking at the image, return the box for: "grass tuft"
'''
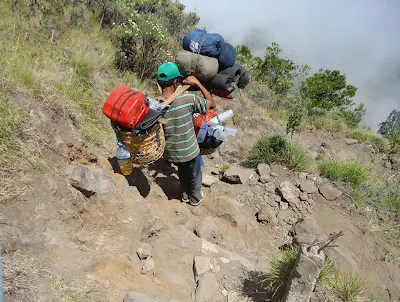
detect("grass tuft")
[249,134,311,171]
[384,250,400,264]
[329,271,364,302]
[347,129,390,152]
[320,161,367,187]
[262,247,298,294]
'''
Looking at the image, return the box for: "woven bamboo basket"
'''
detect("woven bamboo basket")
[113,85,191,166]
[119,123,165,166]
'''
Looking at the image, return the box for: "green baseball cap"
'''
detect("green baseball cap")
[157,62,182,81]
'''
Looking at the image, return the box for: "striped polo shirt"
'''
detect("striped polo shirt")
[162,93,209,163]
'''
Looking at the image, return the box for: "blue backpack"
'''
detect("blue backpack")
[183,29,225,58]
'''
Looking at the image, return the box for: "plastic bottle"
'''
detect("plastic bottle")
[197,124,209,143]
[116,143,132,176]
[208,126,237,141]
[207,110,234,126]
[146,97,162,111]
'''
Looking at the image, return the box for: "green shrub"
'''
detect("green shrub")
[249,134,311,171]
[320,161,367,186]
[346,129,389,152]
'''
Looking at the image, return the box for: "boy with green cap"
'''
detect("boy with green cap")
[157,62,216,206]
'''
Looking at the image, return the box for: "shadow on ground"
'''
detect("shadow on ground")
[238,271,281,302]
[108,157,151,197]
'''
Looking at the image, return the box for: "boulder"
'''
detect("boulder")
[193,256,211,280]
[195,272,219,302]
[291,217,319,237]
[207,197,239,226]
[279,182,300,207]
[319,185,342,201]
[257,163,271,177]
[141,257,155,274]
[282,245,326,302]
[259,174,271,184]
[123,292,159,302]
[345,138,358,145]
[70,165,116,197]
[202,174,218,187]
[220,166,254,184]
[195,216,223,244]
[280,202,289,210]
[256,207,278,226]
[137,242,152,260]
[299,180,318,194]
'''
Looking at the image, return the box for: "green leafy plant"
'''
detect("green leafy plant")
[249,134,311,171]
[329,271,364,302]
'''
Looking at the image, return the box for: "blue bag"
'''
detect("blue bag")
[183,29,225,58]
[218,43,237,71]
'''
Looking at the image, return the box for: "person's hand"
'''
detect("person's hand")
[183,75,200,87]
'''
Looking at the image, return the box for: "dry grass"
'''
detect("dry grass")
[3,249,47,301]
[346,129,390,152]
[0,169,27,203]
[52,276,103,302]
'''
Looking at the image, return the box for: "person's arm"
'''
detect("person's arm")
[183,76,216,109]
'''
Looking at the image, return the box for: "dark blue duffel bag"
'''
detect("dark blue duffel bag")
[218,43,237,71]
[183,29,225,58]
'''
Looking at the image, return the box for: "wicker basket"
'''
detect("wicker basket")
[200,147,217,156]
[118,123,165,166]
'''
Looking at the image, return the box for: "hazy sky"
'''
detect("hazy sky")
[181,0,400,129]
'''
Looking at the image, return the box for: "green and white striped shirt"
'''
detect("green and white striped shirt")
[162,93,209,163]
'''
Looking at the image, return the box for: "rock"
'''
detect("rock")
[319,184,342,201]
[291,217,319,244]
[280,202,289,210]
[195,272,219,302]
[279,182,300,207]
[123,292,159,302]
[274,196,281,202]
[257,207,278,226]
[259,174,271,184]
[195,216,223,244]
[271,172,278,177]
[194,256,211,280]
[141,257,155,274]
[299,192,308,201]
[264,183,276,193]
[137,242,152,260]
[282,245,325,302]
[257,163,271,177]
[70,165,116,197]
[220,166,254,184]
[222,289,228,297]
[207,197,239,227]
[277,210,292,225]
[345,138,358,145]
[202,174,218,187]
[299,180,318,194]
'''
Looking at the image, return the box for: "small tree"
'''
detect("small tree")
[379,110,400,153]
[257,42,298,96]
[300,69,357,110]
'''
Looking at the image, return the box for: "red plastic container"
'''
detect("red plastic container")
[103,86,149,129]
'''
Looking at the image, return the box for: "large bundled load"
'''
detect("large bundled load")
[176,28,251,98]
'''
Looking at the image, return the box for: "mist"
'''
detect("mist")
[181,0,400,130]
